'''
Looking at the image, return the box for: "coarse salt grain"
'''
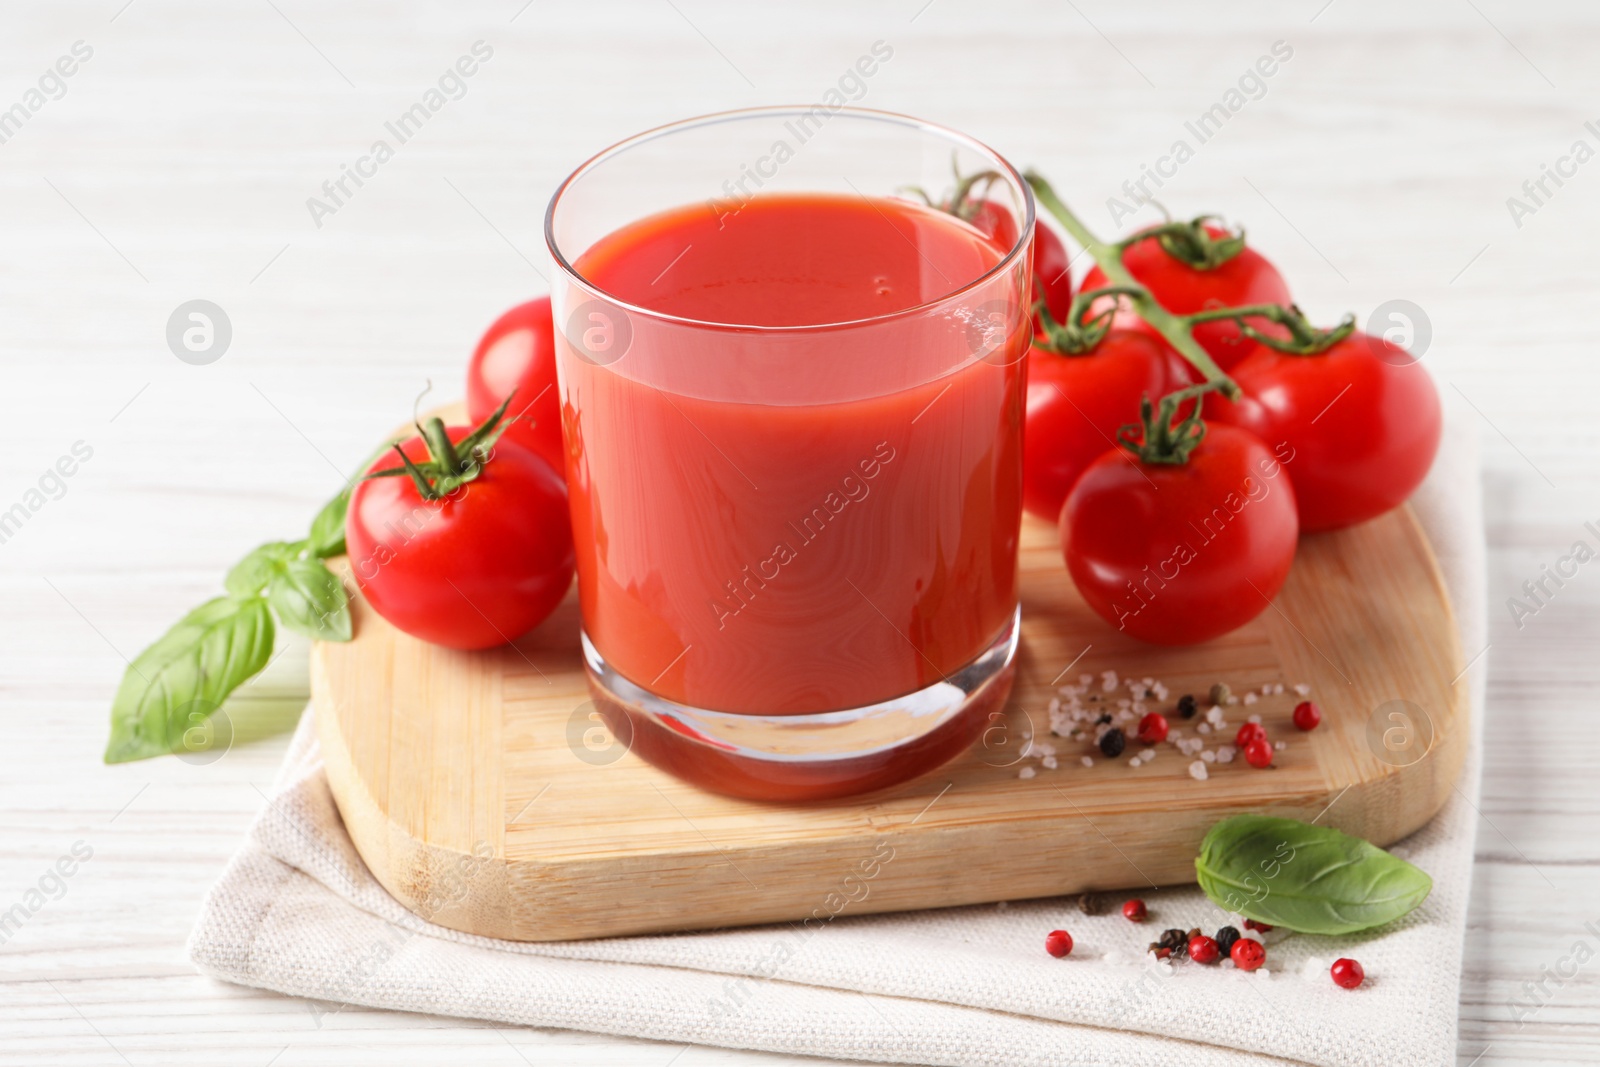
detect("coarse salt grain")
[1042,755,1058,770]
[1081,755,1094,768]
[1294,683,1311,696]
[1243,692,1258,705]
[1189,760,1209,781]
[1201,749,1216,762]
[1247,713,1262,724]
[1197,723,1211,735]
[1018,766,1036,779]
[1275,740,1287,751]
[1139,748,1155,759]
[1128,757,1141,768]
[1216,745,1236,764]
[1205,706,1224,725]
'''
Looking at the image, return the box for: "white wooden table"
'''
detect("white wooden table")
[2,1,1596,1063]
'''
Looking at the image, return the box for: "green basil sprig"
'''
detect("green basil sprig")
[104,483,355,764]
[1195,814,1433,935]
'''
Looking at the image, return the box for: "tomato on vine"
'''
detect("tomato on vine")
[347,398,574,650]
[465,297,565,479]
[1208,327,1442,532]
[1061,384,1299,645]
[1081,217,1290,372]
[1024,288,1194,521]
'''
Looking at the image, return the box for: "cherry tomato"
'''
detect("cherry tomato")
[347,427,573,650]
[1032,223,1074,326]
[1023,330,1193,521]
[465,297,565,478]
[1082,226,1290,372]
[1061,423,1298,645]
[1208,332,1441,532]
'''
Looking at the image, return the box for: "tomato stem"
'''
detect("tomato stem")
[364,390,518,499]
[1024,172,1242,400]
[1182,302,1356,355]
[1117,381,1228,466]
[1033,285,1142,356]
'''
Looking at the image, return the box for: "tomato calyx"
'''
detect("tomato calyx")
[1184,302,1357,356]
[1122,215,1247,271]
[365,392,517,501]
[1117,381,1226,466]
[1033,285,1144,355]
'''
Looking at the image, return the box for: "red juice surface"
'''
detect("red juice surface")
[561,192,1027,714]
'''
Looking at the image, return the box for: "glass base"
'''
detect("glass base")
[581,606,1019,801]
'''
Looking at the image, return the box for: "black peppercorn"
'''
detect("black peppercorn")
[1095,712,1113,725]
[1076,892,1109,916]
[1098,727,1126,758]
[1177,694,1198,719]
[1215,925,1241,958]
[1157,927,1188,956]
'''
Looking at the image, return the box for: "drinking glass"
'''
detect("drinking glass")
[545,107,1033,800]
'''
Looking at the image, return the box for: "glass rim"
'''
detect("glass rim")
[542,105,1036,334]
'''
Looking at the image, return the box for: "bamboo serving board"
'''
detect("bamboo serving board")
[313,499,1466,942]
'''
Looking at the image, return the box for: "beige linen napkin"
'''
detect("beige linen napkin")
[190,409,1485,1067]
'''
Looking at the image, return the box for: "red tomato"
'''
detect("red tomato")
[1032,222,1074,327]
[1208,332,1442,532]
[1023,330,1193,521]
[1082,226,1290,372]
[465,297,565,478]
[1061,423,1298,644]
[347,427,573,650]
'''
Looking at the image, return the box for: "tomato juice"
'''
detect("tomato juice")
[548,159,1032,799]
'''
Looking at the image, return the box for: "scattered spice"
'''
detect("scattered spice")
[1024,672,1312,781]
[1076,892,1110,916]
[1136,712,1169,744]
[1121,898,1147,923]
[1293,700,1321,731]
[1151,928,1188,958]
[1188,933,1221,964]
[1045,929,1074,958]
[1243,919,1274,933]
[1330,957,1365,989]
[1214,925,1241,958]
[1231,937,1266,971]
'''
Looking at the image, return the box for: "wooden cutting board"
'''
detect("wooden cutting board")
[313,486,1466,942]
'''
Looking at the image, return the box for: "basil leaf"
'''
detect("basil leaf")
[267,558,351,642]
[224,540,301,598]
[104,596,275,764]
[1194,814,1432,935]
[308,486,350,559]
